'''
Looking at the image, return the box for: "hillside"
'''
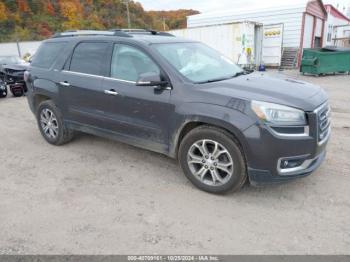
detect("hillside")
[0,0,199,42]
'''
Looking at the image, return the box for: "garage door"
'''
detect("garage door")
[303,14,314,48]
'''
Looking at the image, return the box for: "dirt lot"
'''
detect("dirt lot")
[0,70,349,255]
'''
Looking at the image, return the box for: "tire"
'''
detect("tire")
[36,100,74,145]
[178,126,247,194]
[0,90,7,98]
[0,83,7,98]
[11,89,24,97]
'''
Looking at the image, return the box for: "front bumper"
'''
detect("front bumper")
[248,150,326,185]
[4,73,27,92]
[243,102,330,186]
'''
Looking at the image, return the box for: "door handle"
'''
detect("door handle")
[59,81,70,87]
[104,89,119,96]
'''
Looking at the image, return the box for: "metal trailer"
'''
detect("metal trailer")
[300,47,350,75]
[169,21,263,69]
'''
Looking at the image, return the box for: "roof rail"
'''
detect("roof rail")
[52,30,132,38]
[110,29,175,37]
[52,29,174,39]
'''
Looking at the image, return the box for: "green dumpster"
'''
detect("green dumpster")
[300,47,350,75]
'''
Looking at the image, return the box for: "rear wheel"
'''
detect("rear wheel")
[36,100,74,145]
[179,126,247,194]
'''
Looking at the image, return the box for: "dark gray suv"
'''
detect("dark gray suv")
[25,30,330,194]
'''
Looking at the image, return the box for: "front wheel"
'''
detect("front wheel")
[0,89,7,98]
[11,87,24,97]
[0,83,7,98]
[178,126,247,194]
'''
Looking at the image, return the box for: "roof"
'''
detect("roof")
[325,4,350,23]
[316,0,328,16]
[131,34,192,44]
[187,3,307,21]
[46,33,192,45]
[187,0,327,27]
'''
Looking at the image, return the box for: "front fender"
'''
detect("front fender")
[169,102,255,158]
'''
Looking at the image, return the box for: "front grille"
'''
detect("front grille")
[316,103,331,144]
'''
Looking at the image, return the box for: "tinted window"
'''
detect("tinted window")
[31,42,67,69]
[70,42,108,76]
[110,44,160,82]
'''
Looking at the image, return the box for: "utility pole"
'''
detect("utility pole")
[15,30,22,58]
[123,0,131,29]
[162,17,166,31]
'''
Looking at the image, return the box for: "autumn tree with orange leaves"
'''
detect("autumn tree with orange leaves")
[0,0,199,42]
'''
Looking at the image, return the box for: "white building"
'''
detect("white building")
[324,4,350,47]
[186,0,328,67]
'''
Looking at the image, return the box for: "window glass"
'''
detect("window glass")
[154,42,243,83]
[70,42,108,76]
[31,42,67,69]
[110,44,160,82]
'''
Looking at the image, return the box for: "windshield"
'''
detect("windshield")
[153,42,243,83]
[0,56,22,65]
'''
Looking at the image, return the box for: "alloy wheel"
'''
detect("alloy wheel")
[187,139,234,186]
[40,108,59,139]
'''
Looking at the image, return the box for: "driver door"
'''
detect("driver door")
[101,43,172,153]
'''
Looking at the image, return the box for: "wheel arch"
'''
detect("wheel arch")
[31,78,60,112]
[171,117,250,162]
[33,94,52,112]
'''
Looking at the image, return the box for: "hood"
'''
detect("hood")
[1,63,28,71]
[199,72,328,111]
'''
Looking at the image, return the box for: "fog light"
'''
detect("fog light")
[280,158,305,169]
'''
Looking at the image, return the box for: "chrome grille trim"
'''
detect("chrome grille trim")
[314,102,331,145]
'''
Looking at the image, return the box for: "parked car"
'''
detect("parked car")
[25,30,330,194]
[0,79,7,98]
[0,55,28,97]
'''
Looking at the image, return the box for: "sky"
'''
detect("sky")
[137,0,350,14]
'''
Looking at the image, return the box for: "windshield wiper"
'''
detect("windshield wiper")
[196,70,255,84]
[233,69,254,77]
[196,76,235,84]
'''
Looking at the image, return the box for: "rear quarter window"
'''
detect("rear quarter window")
[69,42,109,76]
[31,42,67,69]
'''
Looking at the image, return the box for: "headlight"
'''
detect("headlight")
[251,100,306,125]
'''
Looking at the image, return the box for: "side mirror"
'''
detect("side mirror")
[136,72,169,88]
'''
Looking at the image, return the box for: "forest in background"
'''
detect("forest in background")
[0,0,199,42]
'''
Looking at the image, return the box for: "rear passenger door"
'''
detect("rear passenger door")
[101,43,172,152]
[59,41,112,128]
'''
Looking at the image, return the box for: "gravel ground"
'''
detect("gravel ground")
[0,70,349,255]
